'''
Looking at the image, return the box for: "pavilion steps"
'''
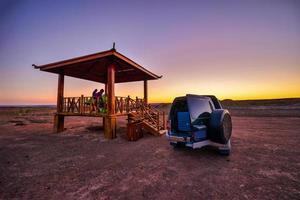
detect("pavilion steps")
[140,120,166,136]
[128,111,166,136]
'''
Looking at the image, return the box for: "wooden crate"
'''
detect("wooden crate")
[127,122,143,141]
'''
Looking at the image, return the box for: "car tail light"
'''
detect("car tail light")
[192,132,195,141]
[167,120,171,131]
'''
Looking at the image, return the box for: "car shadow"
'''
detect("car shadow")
[171,144,228,158]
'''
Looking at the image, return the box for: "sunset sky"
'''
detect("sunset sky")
[0,0,300,105]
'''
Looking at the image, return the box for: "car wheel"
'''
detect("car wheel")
[209,109,232,144]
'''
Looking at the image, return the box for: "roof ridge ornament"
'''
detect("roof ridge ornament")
[32,64,39,69]
[112,42,116,51]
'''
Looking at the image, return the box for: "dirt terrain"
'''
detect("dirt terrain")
[0,106,300,199]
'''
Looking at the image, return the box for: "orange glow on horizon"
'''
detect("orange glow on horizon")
[1,78,299,105]
[1,64,299,105]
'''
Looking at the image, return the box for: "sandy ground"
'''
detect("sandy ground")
[0,107,300,199]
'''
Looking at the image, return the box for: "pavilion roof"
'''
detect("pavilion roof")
[34,49,161,83]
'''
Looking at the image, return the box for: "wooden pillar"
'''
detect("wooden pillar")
[143,80,148,105]
[104,64,117,139]
[103,83,108,128]
[54,73,64,133]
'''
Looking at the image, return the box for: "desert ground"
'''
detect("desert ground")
[0,101,300,199]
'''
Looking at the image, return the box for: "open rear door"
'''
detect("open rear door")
[186,95,212,125]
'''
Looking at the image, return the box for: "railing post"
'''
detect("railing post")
[115,97,119,113]
[83,97,86,113]
[80,95,84,114]
[64,98,67,112]
[89,97,93,113]
[71,97,75,112]
[126,95,130,113]
[144,80,148,105]
[63,98,65,112]
[157,112,160,131]
[120,97,123,113]
[163,112,166,129]
[115,97,117,113]
[67,98,69,112]
[136,96,139,112]
[141,101,144,118]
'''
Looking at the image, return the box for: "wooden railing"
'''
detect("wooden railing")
[62,95,103,115]
[62,95,166,132]
[127,101,166,132]
[115,96,145,114]
[62,95,145,115]
[139,104,166,132]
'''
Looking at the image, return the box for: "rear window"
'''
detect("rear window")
[187,96,212,124]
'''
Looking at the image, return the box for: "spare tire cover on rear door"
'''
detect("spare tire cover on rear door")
[208,109,232,144]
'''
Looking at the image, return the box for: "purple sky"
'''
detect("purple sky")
[0,0,300,104]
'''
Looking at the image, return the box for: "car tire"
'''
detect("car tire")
[219,149,231,156]
[209,109,232,144]
[170,142,185,148]
[170,142,178,148]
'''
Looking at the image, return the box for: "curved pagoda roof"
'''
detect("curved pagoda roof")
[34,48,161,83]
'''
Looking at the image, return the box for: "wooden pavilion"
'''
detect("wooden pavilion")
[34,47,166,139]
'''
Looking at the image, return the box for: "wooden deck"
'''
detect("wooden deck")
[56,112,107,117]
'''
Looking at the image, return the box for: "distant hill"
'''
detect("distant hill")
[220,98,300,117]
[221,98,300,107]
[0,105,56,108]
[152,98,300,108]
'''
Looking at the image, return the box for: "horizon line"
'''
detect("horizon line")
[1,97,300,107]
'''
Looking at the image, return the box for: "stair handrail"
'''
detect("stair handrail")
[121,96,166,132]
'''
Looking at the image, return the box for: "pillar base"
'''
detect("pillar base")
[54,114,64,133]
[104,115,117,139]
